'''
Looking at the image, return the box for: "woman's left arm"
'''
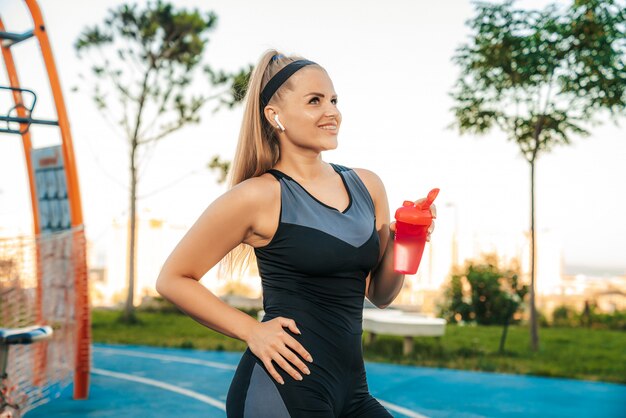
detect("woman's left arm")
[354,168,435,309]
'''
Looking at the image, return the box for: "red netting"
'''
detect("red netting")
[0,226,89,416]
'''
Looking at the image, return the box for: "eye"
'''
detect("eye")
[309,97,338,104]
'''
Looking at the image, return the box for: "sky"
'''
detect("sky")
[1,0,625,275]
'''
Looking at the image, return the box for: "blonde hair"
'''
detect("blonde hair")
[217,49,322,280]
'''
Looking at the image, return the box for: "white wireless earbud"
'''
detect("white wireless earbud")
[274,114,285,132]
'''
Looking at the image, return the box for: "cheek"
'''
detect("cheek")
[286,109,315,127]
[302,110,320,125]
[296,113,324,134]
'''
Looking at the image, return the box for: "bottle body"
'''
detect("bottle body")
[393,221,429,274]
[392,189,439,275]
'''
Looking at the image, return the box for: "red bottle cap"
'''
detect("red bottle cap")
[394,188,440,226]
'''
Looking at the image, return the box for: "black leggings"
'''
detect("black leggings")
[226,345,393,417]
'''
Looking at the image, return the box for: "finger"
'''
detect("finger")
[279,317,301,335]
[389,221,396,233]
[428,221,435,234]
[285,334,314,363]
[262,357,285,385]
[272,350,303,382]
[431,203,437,218]
[283,334,314,368]
[278,342,311,377]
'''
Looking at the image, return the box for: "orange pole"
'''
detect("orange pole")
[24,0,83,225]
[0,17,47,387]
[0,19,40,235]
[23,0,90,399]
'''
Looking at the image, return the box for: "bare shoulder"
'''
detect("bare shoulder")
[236,172,281,247]
[351,167,386,205]
[154,172,279,283]
[351,167,382,182]
[233,172,278,199]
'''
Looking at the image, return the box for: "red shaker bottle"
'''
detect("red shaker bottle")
[393,188,440,274]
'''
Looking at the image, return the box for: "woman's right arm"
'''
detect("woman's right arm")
[155,179,264,342]
[155,178,313,384]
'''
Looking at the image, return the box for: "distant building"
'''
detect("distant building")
[88,212,624,317]
[91,209,261,307]
[593,288,626,313]
[92,210,216,307]
[391,228,565,314]
[538,274,626,316]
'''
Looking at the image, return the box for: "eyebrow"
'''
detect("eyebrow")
[304,92,338,98]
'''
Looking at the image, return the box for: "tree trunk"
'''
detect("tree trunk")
[499,317,510,354]
[123,144,138,322]
[499,300,515,354]
[529,159,539,351]
[122,67,150,324]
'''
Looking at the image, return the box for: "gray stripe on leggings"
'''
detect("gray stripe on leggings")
[244,363,290,417]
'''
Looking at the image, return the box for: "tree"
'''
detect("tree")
[74,0,249,322]
[449,0,625,350]
[439,254,528,352]
[439,273,473,324]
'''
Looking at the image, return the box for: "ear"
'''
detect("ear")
[263,105,278,125]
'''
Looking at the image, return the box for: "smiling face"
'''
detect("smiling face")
[263,66,342,153]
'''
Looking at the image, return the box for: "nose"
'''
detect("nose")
[324,104,339,120]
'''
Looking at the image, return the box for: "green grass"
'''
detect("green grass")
[92,308,249,352]
[363,324,626,384]
[91,308,626,384]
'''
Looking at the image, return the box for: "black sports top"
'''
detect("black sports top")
[255,162,380,335]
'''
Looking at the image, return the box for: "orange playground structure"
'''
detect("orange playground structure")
[0,0,90,411]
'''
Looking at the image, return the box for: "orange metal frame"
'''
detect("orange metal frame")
[0,0,90,399]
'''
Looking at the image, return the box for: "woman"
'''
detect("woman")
[156,50,436,417]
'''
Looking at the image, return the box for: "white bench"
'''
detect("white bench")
[362,308,446,355]
[256,309,446,355]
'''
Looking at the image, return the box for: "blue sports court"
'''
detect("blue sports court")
[26,343,626,417]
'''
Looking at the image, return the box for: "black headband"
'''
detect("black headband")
[260,59,317,109]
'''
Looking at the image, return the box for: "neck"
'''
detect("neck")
[273,155,332,182]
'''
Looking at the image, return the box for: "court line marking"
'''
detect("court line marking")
[379,400,430,418]
[92,368,226,411]
[93,346,237,370]
[93,346,430,418]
